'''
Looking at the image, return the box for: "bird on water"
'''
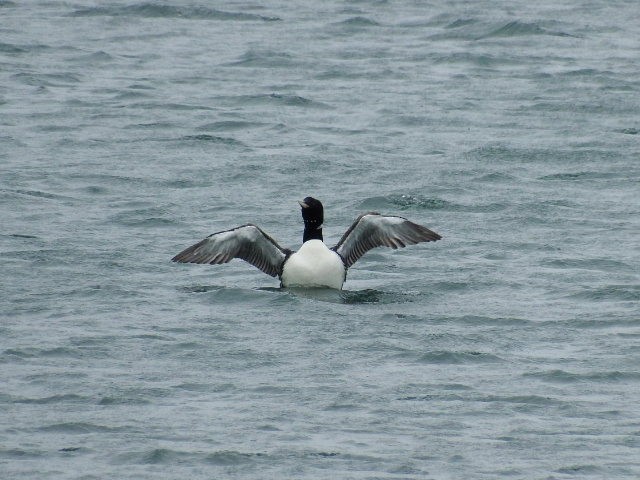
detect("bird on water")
[172,197,441,289]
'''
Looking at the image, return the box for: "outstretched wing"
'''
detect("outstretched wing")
[172,224,291,277]
[332,212,441,268]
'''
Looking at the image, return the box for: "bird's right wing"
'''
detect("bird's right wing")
[332,212,441,268]
[172,224,291,277]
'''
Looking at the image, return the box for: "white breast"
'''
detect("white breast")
[281,240,346,289]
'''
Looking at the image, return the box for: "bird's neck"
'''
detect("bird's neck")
[303,220,323,243]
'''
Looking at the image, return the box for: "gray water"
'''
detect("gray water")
[2,1,639,478]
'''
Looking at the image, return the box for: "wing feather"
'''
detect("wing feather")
[332,212,441,268]
[172,224,290,277]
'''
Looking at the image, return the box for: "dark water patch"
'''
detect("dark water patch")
[137,448,193,465]
[182,134,246,146]
[380,313,424,323]
[197,120,265,131]
[0,42,25,54]
[541,257,632,273]
[11,72,82,87]
[3,346,82,360]
[183,285,286,306]
[284,288,416,305]
[524,369,640,383]
[360,194,455,211]
[538,171,618,181]
[127,121,175,130]
[110,207,175,228]
[432,315,533,327]
[162,178,213,189]
[334,16,381,27]
[98,395,151,406]
[13,394,87,405]
[446,18,477,29]
[0,447,44,459]
[556,464,603,475]
[479,395,564,406]
[307,126,369,135]
[359,193,505,213]
[171,382,216,392]
[225,49,297,68]
[216,93,332,109]
[568,285,640,302]
[475,172,517,182]
[59,446,85,453]
[69,50,114,65]
[206,450,264,466]
[181,284,226,294]
[120,449,266,468]
[431,52,517,67]
[4,188,74,201]
[5,233,39,239]
[38,422,121,434]
[479,20,573,39]
[430,281,471,292]
[70,4,280,22]
[417,351,503,365]
[83,185,108,195]
[398,393,466,402]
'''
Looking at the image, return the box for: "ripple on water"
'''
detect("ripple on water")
[416,350,503,364]
[523,369,640,383]
[359,193,506,213]
[69,5,280,21]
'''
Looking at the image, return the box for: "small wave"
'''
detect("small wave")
[359,193,504,213]
[541,257,632,273]
[3,346,81,359]
[417,351,503,364]
[206,450,264,466]
[359,194,455,211]
[524,369,640,383]
[38,422,120,433]
[216,93,331,109]
[11,72,82,87]
[334,16,381,27]
[98,396,151,406]
[284,287,415,305]
[538,171,617,181]
[556,465,603,475]
[0,447,44,459]
[445,18,477,29]
[13,394,87,405]
[70,4,280,21]
[197,120,265,131]
[478,394,564,406]
[0,41,25,54]
[181,134,246,147]
[568,285,640,302]
[480,20,573,39]
[266,93,330,108]
[225,49,296,68]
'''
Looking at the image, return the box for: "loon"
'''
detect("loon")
[172,197,441,289]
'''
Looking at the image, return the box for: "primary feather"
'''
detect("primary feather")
[333,212,442,268]
[171,224,290,277]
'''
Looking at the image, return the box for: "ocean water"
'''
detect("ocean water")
[1,0,639,478]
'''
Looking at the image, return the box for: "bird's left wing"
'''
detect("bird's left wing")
[332,212,441,268]
[172,224,291,277]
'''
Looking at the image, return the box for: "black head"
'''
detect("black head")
[299,197,324,242]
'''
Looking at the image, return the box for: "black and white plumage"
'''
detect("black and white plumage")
[172,197,441,289]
